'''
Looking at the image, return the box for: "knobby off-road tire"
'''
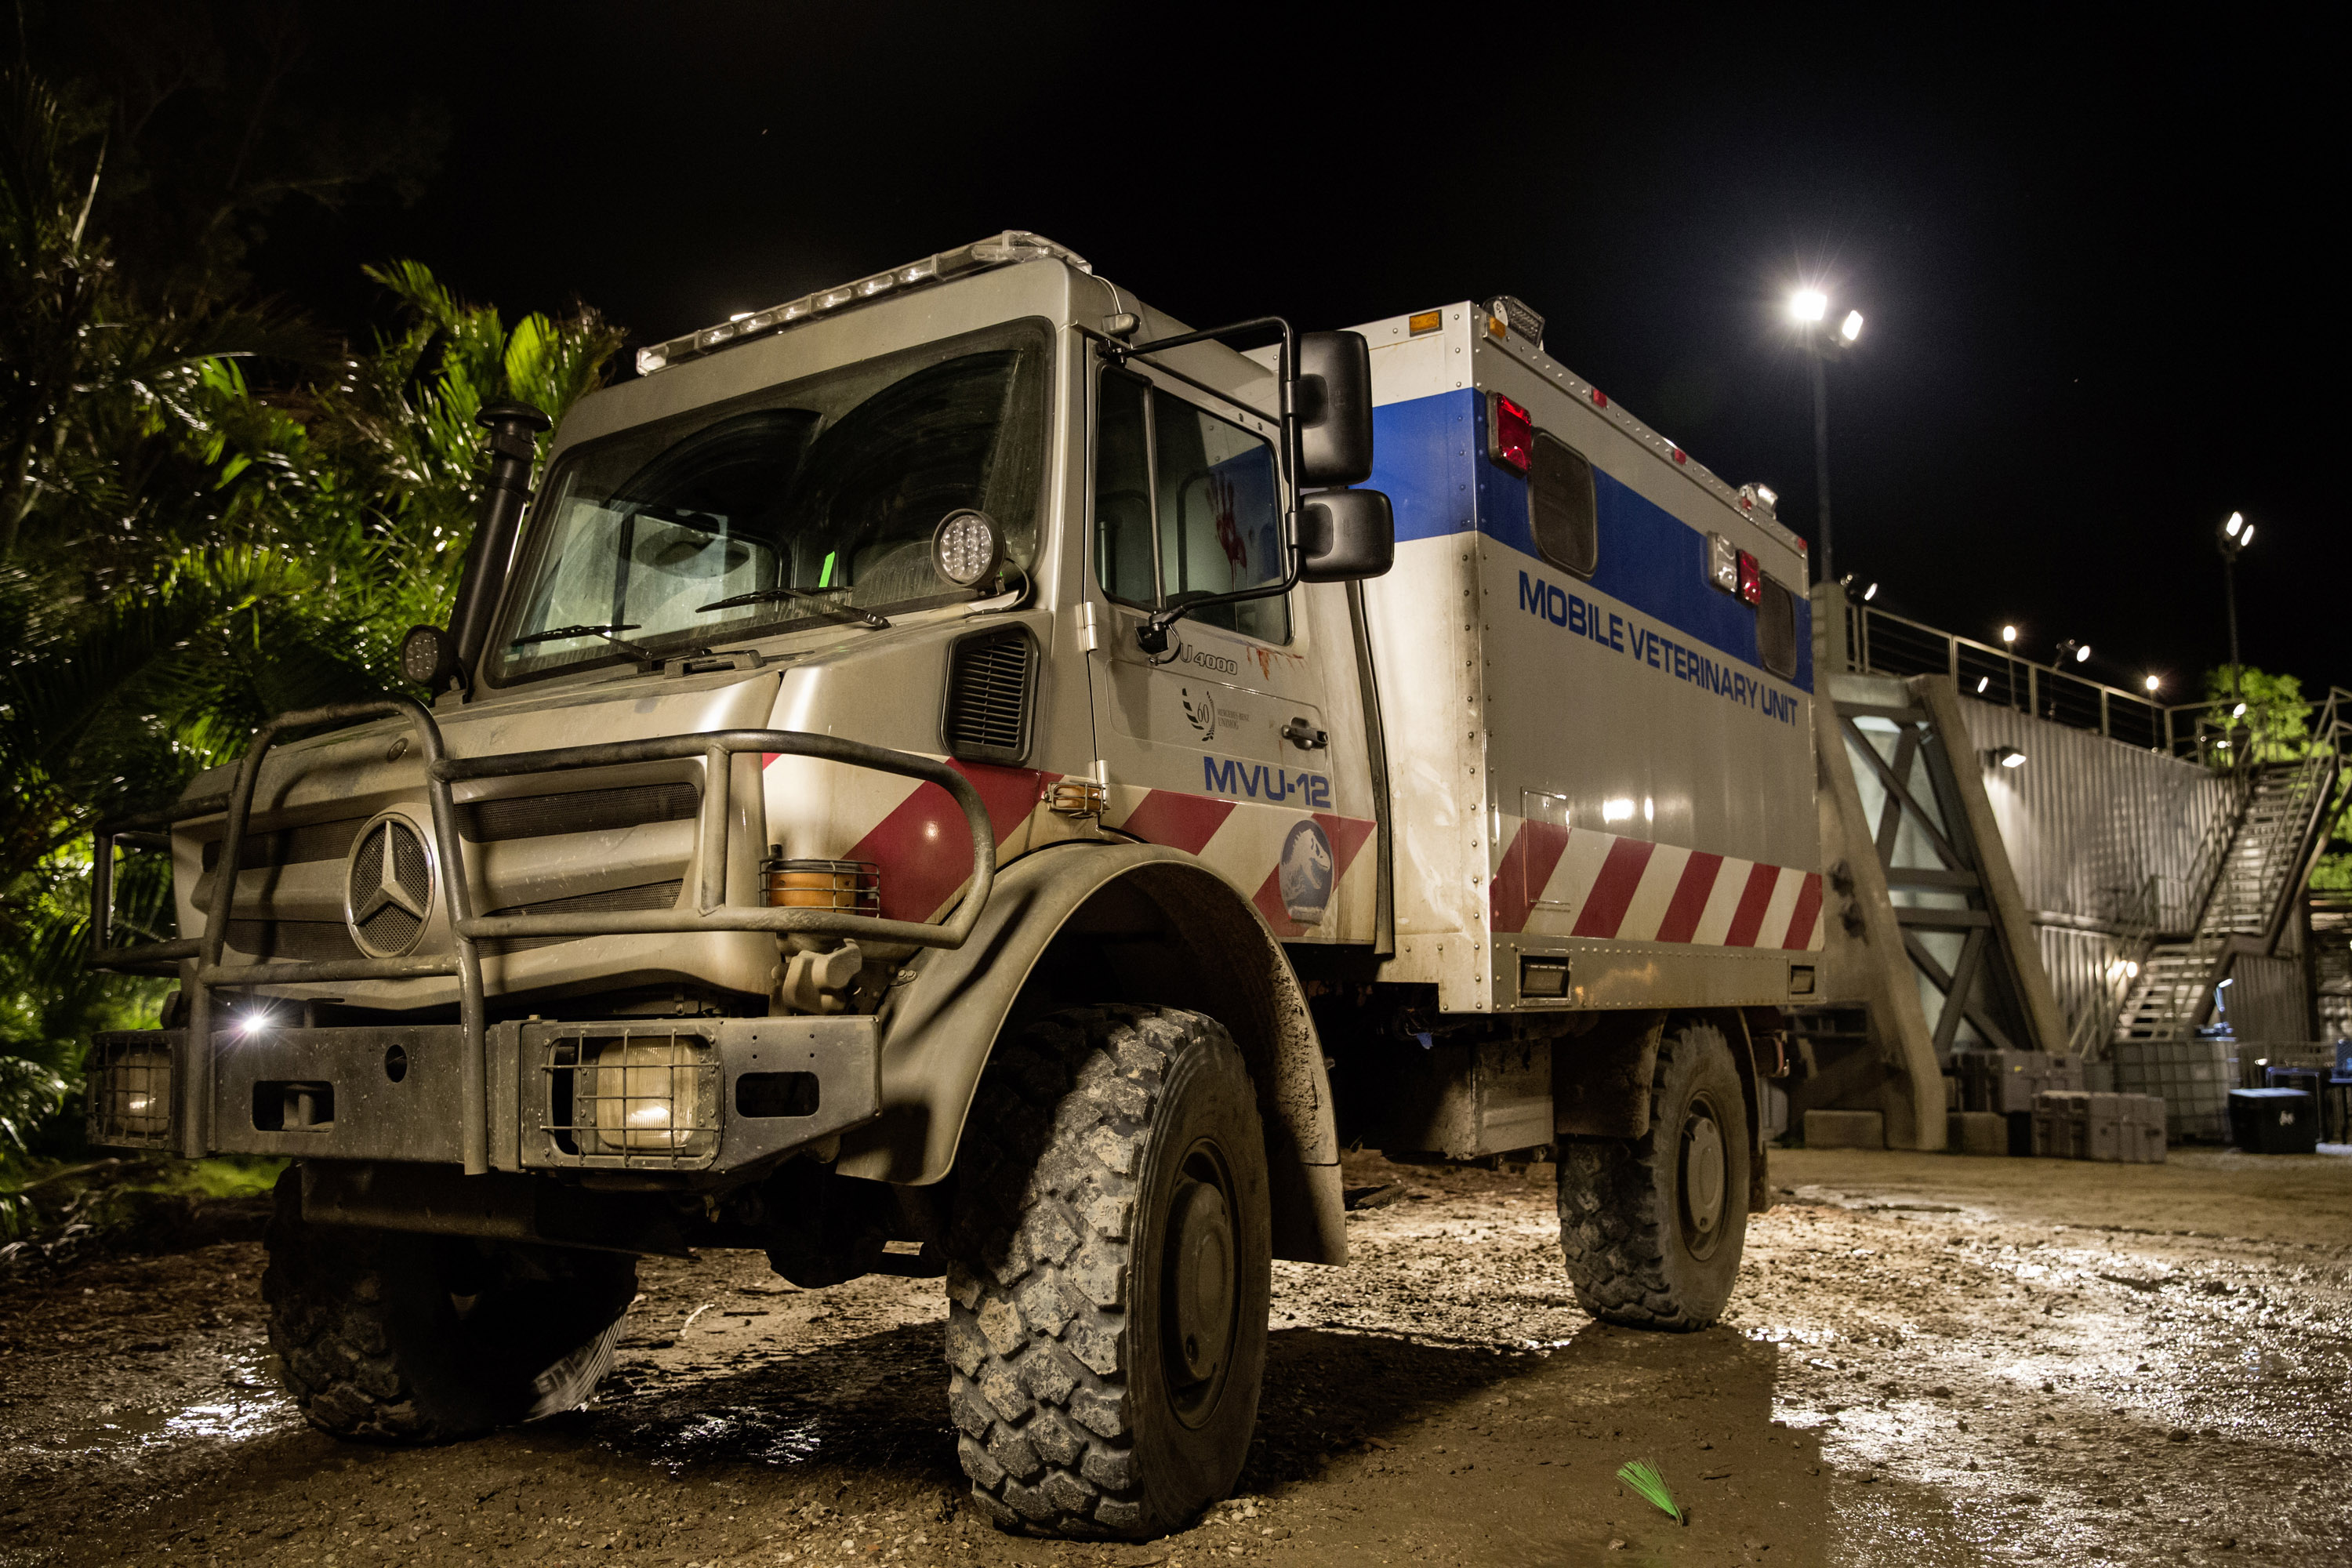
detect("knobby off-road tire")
[944,1006,1272,1540]
[263,1168,638,1442]
[1556,1020,1750,1330]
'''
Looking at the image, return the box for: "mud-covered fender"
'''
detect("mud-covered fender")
[833,840,1347,1265]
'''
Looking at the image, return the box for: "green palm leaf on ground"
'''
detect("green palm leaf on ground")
[1617,1459,1682,1524]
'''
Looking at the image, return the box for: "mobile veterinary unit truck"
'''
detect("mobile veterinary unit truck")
[86,234,1817,1538]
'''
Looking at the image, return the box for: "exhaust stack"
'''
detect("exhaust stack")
[447,401,553,678]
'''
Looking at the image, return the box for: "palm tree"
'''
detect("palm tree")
[0,64,624,1157]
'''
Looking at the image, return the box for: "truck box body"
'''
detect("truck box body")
[1348,304,1822,1013]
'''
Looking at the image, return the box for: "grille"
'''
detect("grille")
[480,880,684,956]
[225,920,363,962]
[199,817,366,880]
[1758,575,1799,678]
[456,782,699,843]
[538,1028,719,1167]
[88,1036,173,1148]
[942,626,1035,764]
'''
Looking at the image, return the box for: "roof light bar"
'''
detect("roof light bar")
[635,230,1090,376]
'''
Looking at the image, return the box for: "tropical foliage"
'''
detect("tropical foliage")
[2198,666,2352,891]
[0,61,622,1160]
[2199,665,2317,766]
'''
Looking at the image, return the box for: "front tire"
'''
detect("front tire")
[1555,1020,1750,1330]
[943,1005,1272,1539]
[263,1168,638,1442]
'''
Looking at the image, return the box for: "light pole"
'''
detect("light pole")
[1790,291,1863,583]
[2216,510,2254,703]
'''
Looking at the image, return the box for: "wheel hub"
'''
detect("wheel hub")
[1682,1108,1726,1238]
[1167,1175,1235,1383]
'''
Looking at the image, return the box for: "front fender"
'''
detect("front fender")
[835,840,1347,1265]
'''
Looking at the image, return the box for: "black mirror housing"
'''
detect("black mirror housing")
[1296,330,1375,488]
[1298,488,1395,583]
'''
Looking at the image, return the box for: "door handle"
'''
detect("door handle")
[1282,717,1329,751]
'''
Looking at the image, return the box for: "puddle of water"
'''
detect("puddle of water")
[16,1343,299,1461]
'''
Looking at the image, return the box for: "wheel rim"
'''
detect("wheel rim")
[1679,1095,1729,1260]
[1160,1136,1240,1428]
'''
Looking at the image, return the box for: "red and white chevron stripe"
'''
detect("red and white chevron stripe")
[1102,786,1374,938]
[1490,818,1823,950]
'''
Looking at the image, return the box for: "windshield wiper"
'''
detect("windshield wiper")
[695,586,889,630]
[510,622,699,670]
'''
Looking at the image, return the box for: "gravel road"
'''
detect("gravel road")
[2,1145,2346,1567]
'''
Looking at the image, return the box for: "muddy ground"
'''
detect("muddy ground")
[2,1145,2347,1567]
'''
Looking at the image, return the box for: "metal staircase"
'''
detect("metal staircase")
[2113,690,2351,1045]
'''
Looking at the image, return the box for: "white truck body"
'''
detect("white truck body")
[1351,303,1822,1014]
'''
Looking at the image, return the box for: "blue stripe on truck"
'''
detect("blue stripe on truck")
[1367,389,1813,694]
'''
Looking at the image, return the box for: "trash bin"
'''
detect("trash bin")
[2227,1087,2319,1155]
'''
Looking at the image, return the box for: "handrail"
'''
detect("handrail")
[89,712,1000,1177]
[2070,873,2159,1056]
[1847,601,2347,768]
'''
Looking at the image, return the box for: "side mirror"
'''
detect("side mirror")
[1295,330,1374,488]
[1298,488,1395,583]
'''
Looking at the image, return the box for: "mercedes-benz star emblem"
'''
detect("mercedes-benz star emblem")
[345,814,436,957]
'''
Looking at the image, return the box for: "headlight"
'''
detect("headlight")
[590,1036,712,1152]
[91,1041,172,1145]
[931,509,1004,588]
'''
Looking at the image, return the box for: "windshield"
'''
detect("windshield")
[492,318,1051,682]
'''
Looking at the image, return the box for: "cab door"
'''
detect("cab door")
[1084,361,1377,942]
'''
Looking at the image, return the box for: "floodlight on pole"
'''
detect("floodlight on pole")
[2216,509,2256,702]
[2144,674,2161,694]
[1789,286,1862,586]
[2001,625,2018,644]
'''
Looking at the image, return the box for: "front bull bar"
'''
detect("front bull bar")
[89,695,998,1174]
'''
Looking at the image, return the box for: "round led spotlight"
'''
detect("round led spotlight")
[400,623,462,690]
[931,509,1004,588]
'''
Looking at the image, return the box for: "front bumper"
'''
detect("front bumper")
[88,1015,880,1179]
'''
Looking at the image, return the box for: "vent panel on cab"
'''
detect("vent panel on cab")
[941,626,1036,766]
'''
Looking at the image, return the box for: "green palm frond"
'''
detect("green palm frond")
[1617,1459,1682,1524]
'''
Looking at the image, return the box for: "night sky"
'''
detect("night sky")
[207,5,2343,702]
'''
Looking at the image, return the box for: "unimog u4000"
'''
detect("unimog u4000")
[88,231,1817,1538]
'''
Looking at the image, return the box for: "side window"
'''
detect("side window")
[1529,433,1598,577]
[1758,575,1799,677]
[1091,371,1290,644]
[1094,372,1157,607]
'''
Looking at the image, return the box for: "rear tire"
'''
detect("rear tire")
[943,1005,1271,1539]
[1555,1020,1749,1330]
[263,1167,638,1442]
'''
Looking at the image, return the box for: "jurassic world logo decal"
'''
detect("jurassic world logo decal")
[1279,818,1336,925]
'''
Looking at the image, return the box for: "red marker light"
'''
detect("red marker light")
[1737,550,1762,606]
[1590,388,1610,408]
[1490,394,1534,474]
[1671,447,1687,465]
